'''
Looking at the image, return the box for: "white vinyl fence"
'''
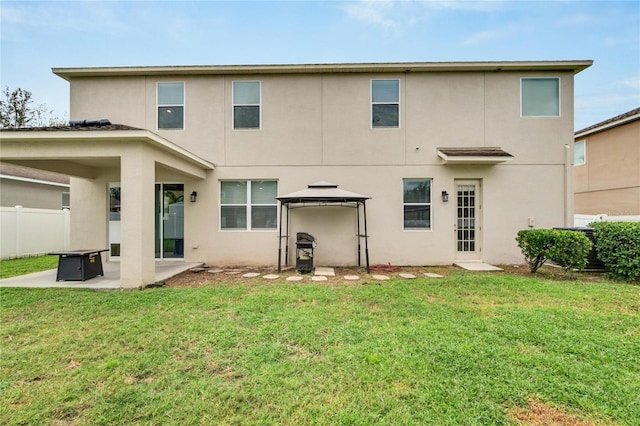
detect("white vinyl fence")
[0,206,70,259]
[574,214,640,227]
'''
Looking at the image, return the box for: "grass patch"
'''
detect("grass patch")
[1,272,639,424]
[0,255,58,279]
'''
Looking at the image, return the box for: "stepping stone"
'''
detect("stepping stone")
[314,267,335,276]
[372,275,389,280]
[225,271,241,275]
[311,276,328,281]
[263,274,279,280]
[286,276,303,282]
[399,273,416,279]
[344,275,360,281]
[423,273,443,278]
[190,267,205,272]
[242,272,260,278]
[208,269,224,274]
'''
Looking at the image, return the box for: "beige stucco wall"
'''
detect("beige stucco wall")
[574,120,640,215]
[67,68,577,267]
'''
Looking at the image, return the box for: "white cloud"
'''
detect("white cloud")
[343,0,398,28]
[556,14,592,26]
[623,77,640,89]
[462,29,500,45]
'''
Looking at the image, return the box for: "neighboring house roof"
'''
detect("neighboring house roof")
[0,162,69,186]
[575,107,640,138]
[52,60,593,80]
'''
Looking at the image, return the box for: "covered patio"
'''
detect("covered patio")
[0,122,214,289]
[0,259,202,290]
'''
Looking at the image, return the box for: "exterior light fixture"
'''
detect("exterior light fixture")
[441,190,449,202]
[190,191,198,203]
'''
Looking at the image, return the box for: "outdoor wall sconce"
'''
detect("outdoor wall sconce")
[441,190,449,202]
[190,191,198,203]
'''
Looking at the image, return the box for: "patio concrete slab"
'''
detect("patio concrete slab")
[314,267,335,276]
[0,260,202,290]
[454,262,503,272]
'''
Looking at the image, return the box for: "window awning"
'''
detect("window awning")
[437,147,514,164]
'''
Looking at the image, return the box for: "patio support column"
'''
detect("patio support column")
[120,147,156,289]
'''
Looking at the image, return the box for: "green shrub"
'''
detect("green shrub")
[548,230,592,274]
[516,229,592,274]
[592,222,640,282]
[516,229,556,272]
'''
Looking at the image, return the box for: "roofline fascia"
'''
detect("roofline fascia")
[0,174,70,188]
[0,129,215,171]
[575,112,640,139]
[53,60,593,81]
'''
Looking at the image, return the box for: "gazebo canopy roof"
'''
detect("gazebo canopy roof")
[276,181,370,204]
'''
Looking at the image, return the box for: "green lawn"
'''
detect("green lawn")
[0,256,58,279]
[1,273,638,425]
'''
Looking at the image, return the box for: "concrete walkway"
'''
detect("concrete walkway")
[454,262,503,272]
[0,260,202,290]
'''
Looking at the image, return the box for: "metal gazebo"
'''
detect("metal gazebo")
[276,181,371,273]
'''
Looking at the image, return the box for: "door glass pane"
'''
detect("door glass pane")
[162,184,184,258]
[457,184,476,253]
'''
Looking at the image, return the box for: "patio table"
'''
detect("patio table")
[49,249,109,281]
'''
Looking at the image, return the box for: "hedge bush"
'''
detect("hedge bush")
[592,222,640,282]
[516,229,592,273]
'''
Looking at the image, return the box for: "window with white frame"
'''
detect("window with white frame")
[403,179,431,230]
[574,140,586,165]
[372,79,399,127]
[233,81,261,129]
[220,180,277,230]
[157,82,185,129]
[521,77,560,117]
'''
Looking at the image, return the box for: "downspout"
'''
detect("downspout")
[564,144,574,227]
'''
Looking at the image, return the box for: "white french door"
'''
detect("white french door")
[455,179,482,261]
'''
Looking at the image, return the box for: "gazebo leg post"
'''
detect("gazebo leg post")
[278,203,284,272]
[285,205,290,266]
[357,203,362,267]
[363,201,370,273]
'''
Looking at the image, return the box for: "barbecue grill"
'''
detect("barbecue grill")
[296,232,316,273]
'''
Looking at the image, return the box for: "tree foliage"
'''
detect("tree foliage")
[0,86,65,128]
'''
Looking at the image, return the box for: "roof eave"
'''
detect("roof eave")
[53,60,594,81]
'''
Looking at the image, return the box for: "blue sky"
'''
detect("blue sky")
[1,0,638,130]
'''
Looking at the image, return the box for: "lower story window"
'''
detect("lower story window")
[220,180,278,230]
[403,179,431,230]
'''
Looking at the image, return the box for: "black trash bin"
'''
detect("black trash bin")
[296,232,315,273]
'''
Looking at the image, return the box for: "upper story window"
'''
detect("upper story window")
[521,77,560,117]
[157,82,185,130]
[220,180,277,230]
[574,140,586,165]
[403,179,431,230]
[233,81,261,129]
[371,79,400,128]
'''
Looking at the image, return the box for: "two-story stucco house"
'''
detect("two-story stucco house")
[574,107,640,216]
[0,60,592,288]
